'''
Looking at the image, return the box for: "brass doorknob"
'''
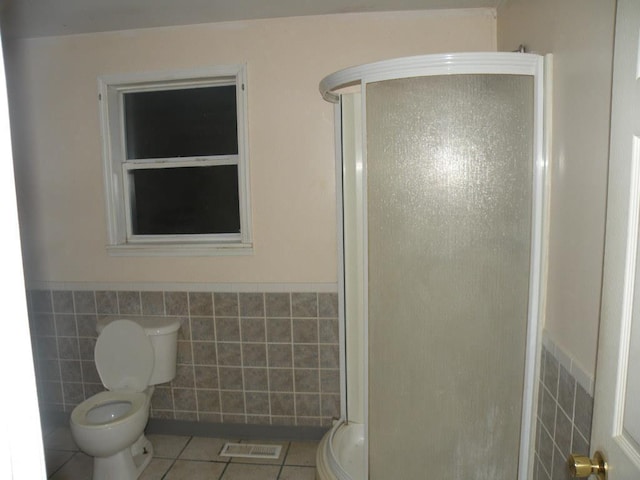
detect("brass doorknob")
[568,451,608,480]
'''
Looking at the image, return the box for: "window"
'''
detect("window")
[98,65,251,256]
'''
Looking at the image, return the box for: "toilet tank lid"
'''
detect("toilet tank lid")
[97,316,181,335]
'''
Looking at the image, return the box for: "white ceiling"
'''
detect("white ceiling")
[0,0,504,39]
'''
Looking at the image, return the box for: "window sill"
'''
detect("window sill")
[106,242,254,257]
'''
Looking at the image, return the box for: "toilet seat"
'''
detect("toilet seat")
[71,390,148,429]
[95,319,154,392]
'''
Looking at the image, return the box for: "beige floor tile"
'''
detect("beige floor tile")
[44,426,78,451]
[49,452,92,480]
[279,465,317,480]
[220,463,280,480]
[44,449,74,477]
[164,459,226,480]
[284,441,318,467]
[147,433,190,458]
[180,436,237,462]
[139,458,174,479]
[229,439,289,465]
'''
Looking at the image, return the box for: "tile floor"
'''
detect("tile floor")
[42,425,318,480]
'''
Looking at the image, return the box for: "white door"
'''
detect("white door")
[589,0,640,477]
[0,32,47,479]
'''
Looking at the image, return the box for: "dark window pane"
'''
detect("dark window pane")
[130,165,240,235]
[124,85,238,159]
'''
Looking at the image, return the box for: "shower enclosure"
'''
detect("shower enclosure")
[316,53,546,480]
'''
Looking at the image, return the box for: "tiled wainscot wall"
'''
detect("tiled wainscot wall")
[534,335,594,480]
[27,288,340,428]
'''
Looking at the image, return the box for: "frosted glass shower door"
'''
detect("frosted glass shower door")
[367,75,534,479]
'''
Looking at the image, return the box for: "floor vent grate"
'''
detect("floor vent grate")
[220,443,282,459]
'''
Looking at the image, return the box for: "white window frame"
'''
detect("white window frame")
[98,65,252,256]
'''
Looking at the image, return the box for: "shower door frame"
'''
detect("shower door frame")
[324,52,548,480]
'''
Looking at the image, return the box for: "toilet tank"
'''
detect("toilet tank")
[97,316,181,385]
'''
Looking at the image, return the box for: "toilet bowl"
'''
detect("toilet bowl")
[70,317,180,480]
[71,390,150,457]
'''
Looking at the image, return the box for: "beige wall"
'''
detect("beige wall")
[5,9,496,286]
[498,1,616,377]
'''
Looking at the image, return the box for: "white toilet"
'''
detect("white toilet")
[70,317,180,480]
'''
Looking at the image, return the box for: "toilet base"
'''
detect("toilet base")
[92,433,153,480]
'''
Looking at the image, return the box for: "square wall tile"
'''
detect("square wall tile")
[266,318,291,343]
[217,343,242,366]
[191,317,215,341]
[269,368,294,392]
[245,392,270,415]
[31,290,53,313]
[117,291,141,315]
[73,291,96,314]
[294,345,319,369]
[291,293,317,318]
[55,314,77,337]
[239,292,265,317]
[32,313,55,337]
[216,317,240,342]
[96,291,118,314]
[265,293,290,317]
[165,292,188,316]
[242,343,267,367]
[320,369,340,393]
[295,393,320,417]
[241,318,266,342]
[293,319,318,343]
[318,293,339,318]
[268,344,293,368]
[172,365,195,388]
[270,393,294,416]
[319,319,339,344]
[219,367,244,390]
[189,292,213,316]
[192,342,216,366]
[194,365,219,389]
[294,369,319,393]
[76,315,97,338]
[220,391,245,414]
[172,388,197,412]
[196,389,220,413]
[244,367,268,391]
[214,292,239,317]
[151,387,174,410]
[141,291,165,315]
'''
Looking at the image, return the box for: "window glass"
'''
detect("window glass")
[130,165,240,235]
[124,85,238,159]
[100,65,251,253]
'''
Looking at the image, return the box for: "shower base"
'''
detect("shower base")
[316,421,364,480]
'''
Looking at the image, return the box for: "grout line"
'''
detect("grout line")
[289,293,297,424]
[263,294,273,424]
[275,442,293,480]
[213,294,224,424]
[238,293,248,424]
[160,436,193,480]
[50,293,66,414]
[189,294,201,421]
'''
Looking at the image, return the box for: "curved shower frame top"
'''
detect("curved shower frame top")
[319,51,547,480]
[319,52,543,103]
